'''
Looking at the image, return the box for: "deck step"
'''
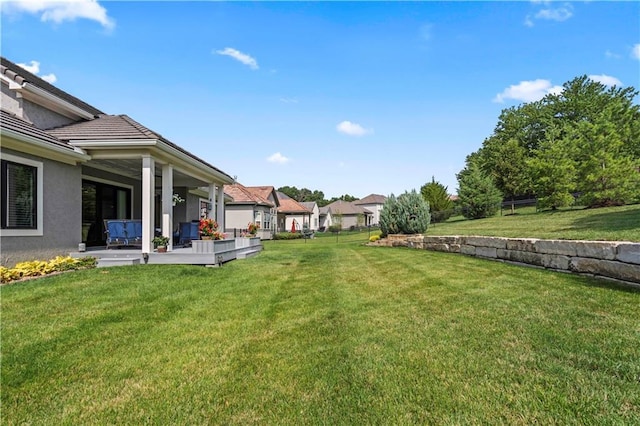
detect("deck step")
[237,248,262,259]
[97,258,141,268]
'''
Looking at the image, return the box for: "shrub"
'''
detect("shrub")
[273,232,303,240]
[0,256,97,284]
[420,177,454,223]
[328,225,342,233]
[369,235,380,242]
[457,163,503,219]
[380,190,430,237]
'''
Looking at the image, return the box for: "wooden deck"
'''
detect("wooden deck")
[70,238,262,267]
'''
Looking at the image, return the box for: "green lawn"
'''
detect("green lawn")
[430,203,640,242]
[2,233,639,424]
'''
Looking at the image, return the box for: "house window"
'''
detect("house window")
[263,212,271,230]
[1,156,42,233]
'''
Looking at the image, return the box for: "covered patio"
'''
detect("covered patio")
[48,114,234,254]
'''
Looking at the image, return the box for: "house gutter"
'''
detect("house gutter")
[0,128,90,163]
[19,83,97,120]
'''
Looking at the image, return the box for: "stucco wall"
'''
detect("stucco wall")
[1,148,82,267]
[225,205,254,231]
[1,83,22,117]
[376,234,640,287]
[22,99,77,130]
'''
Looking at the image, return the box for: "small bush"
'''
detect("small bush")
[369,235,380,242]
[380,190,431,237]
[1,256,97,284]
[328,225,342,233]
[273,232,303,240]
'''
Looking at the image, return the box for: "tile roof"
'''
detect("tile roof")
[225,183,275,206]
[276,192,312,214]
[0,110,75,151]
[1,57,104,117]
[47,114,234,181]
[324,200,373,215]
[248,186,278,205]
[300,202,317,211]
[355,194,387,205]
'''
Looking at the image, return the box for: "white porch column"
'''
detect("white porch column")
[208,183,216,220]
[216,185,225,232]
[162,164,173,251]
[142,155,155,253]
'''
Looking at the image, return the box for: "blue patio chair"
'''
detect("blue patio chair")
[104,220,128,249]
[124,220,143,247]
[178,222,200,246]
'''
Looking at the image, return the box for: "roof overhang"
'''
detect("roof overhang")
[9,79,96,121]
[68,138,234,186]
[0,128,90,165]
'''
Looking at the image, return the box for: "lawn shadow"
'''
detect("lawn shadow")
[572,207,640,233]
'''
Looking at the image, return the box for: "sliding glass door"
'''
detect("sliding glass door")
[82,180,131,246]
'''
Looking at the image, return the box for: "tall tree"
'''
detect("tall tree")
[527,124,577,210]
[277,186,300,200]
[457,163,503,219]
[420,177,453,222]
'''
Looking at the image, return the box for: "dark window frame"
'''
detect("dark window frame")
[1,159,38,230]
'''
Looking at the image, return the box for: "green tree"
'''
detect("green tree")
[471,75,640,208]
[277,186,300,201]
[379,194,399,237]
[420,177,453,223]
[380,191,430,236]
[573,116,640,207]
[528,125,577,210]
[457,163,503,219]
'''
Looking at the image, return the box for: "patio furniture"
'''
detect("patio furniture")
[104,219,143,249]
[177,221,200,247]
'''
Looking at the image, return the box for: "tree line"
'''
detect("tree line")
[455,75,640,218]
[276,186,358,207]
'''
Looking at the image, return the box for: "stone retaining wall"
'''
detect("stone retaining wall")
[376,235,640,286]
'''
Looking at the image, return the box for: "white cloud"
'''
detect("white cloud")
[215,47,259,70]
[493,79,563,103]
[525,2,573,27]
[632,44,640,60]
[535,4,573,22]
[2,0,115,29]
[588,74,622,87]
[605,50,621,59]
[40,73,57,83]
[336,120,372,137]
[279,97,298,104]
[267,152,290,164]
[17,60,40,74]
[524,15,534,28]
[17,60,57,83]
[419,23,432,42]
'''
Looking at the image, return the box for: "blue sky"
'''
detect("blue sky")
[2,1,639,199]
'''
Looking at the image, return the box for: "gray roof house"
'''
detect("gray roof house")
[0,56,234,265]
[354,194,387,226]
[322,200,373,230]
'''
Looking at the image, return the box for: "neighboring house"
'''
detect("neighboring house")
[300,201,320,231]
[0,56,234,265]
[276,192,312,232]
[319,206,332,231]
[224,183,278,239]
[323,200,373,230]
[354,194,387,226]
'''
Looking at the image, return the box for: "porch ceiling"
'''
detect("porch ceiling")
[89,158,210,187]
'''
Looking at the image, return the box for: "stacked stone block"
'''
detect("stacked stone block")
[375,235,640,285]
